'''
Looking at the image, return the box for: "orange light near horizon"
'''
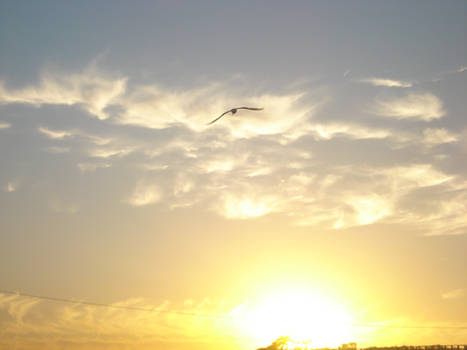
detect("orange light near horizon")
[235,288,354,349]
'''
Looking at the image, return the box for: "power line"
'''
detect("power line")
[1,289,467,330]
[0,289,230,320]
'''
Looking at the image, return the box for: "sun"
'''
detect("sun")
[237,288,354,349]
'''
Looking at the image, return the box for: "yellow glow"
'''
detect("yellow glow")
[237,288,354,348]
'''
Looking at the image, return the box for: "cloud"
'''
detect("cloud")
[0,65,127,119]
[219,194,279,219]
[305,123,391,140]
[422,128,458,146]
[88,146,132,158]
[2,180,19,193]
[127,184,162,207]
[1,61,465,236]
[198,160,463,233]
[1,63,319,142]
[360,78,413,88]
[457,66,467,73]
[118,85,317,141]
[442,289,465,299]
[77,162,111,173]
[0,293,237,350]
[372,93,445,121]
[0,121,11,129]
[347,195,392,226]
[38,126,74,139]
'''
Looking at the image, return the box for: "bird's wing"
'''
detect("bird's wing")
[207,110,232,125]
[237,107,264,111]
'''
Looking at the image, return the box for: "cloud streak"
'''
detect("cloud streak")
[38,126,74,139]
[0,66,127,119]
[441,289,464,299]
[0,293,238,350]
[372,93,445,121]
[127,184,162,207]
[0,121,10,129]
[360,78,413,88]
[1,62,465,236]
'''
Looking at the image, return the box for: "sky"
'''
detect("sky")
[0,1,466,349]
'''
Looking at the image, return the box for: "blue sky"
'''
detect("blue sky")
[0,1,466,349]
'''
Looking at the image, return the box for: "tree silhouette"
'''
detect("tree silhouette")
[257,336,294,350]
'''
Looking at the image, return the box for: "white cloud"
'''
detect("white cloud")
[0,121,10,129]
[38,126,74,139]
[457,66,467,73]
[1,64,319,141]
[422,128,458,146]
[118,85,316,141]
[348,195,392,226]
[77,162,111,173]
[442,289,464,299]
[127,184,161,207]
[0,65,127,119]
[360,78,413,88]
[0,293,237,350]
[89,146,132,158]
[381,164,453,189]
[1,61,465,237]
[219,194,278,219]
[373,93,445,121]
[306,123,391,140]
[2,181,18,192]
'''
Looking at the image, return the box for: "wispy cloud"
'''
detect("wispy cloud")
[442,289,465,299]
[218,193,279,219]
[1,64,319,142]
[372,93,445,121]
[88,146,132,159]
[422,128,458,146]
[118,85,317,141]
[0,121,10,129]
[77,162,111,173]
[305,123,391,140]
[2,181,19,193]
[0,293,238,350]
[0,65,126,119]
[38,126,74,139]
[360,77,413,88]
[127,184,162,207]
[1,62,465,236]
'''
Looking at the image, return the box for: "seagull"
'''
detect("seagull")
[207,107,264,125]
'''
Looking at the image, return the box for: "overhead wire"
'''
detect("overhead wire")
[1,289,467,329]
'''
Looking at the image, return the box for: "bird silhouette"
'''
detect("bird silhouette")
[207,107,264,125]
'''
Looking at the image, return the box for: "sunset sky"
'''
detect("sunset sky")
[0,1,466,349]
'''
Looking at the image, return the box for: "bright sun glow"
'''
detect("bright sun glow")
[236,288,354,349]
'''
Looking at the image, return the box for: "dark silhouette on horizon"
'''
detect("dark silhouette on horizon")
[257,336,293,350]
[207,106,264,125]
[256,338,466,350]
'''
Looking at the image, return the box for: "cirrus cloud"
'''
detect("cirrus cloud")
[0,66,127,120]
[360,77,413,88]
[372,93,445,121]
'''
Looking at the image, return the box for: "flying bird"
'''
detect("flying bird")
[207,107,264,125]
